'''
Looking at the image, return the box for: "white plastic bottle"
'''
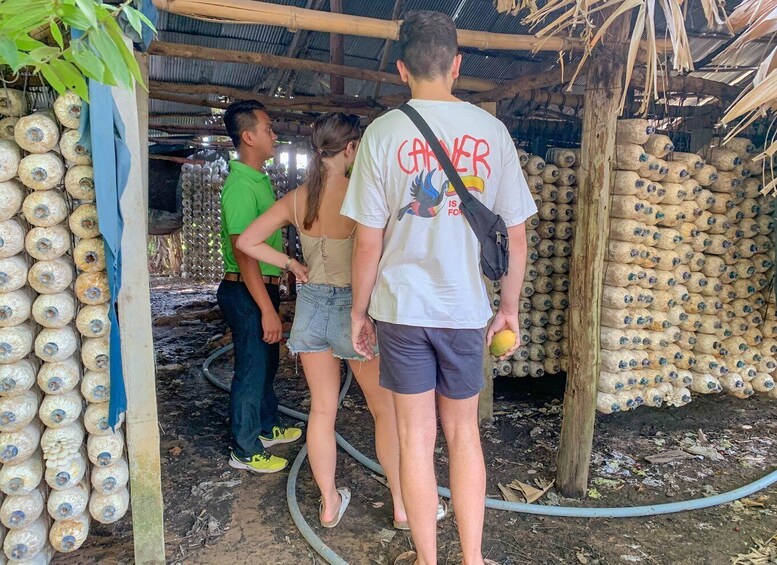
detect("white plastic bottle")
[44,447,86,491]
[40,422,84,465]
[0,486,44,529]
[89,487,128,524]
[2,514,48,561]
[34,326,78,364]
[81,371,109,404]
[91,458,129,495]
[87,431,124,468]
[0,290,31,328]
[36,358,80,395]
[38,390,83,429]
[48,512,89,552]
[0,449,43,496]
[0,420,42,465]
[31,292,76,329]
[0,389,40,433]
[47,481,89,521]
[0,359,36,397]
[83,402,120,436]
[81,337,109,372]
[75,304,110,338]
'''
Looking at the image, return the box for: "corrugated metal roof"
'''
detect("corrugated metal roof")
[149,0,762,121]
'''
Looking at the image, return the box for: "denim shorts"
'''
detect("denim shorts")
[287,284,373,361]
[376,322,486,399]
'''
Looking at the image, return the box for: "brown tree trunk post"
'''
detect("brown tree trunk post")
[556,15,630,497]
[329,0,345,95]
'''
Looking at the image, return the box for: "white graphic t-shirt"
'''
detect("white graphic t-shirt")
[341,99,537,329]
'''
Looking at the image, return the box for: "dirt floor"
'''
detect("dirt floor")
[56,278,777,565]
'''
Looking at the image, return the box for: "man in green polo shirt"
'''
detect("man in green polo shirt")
[217,100,301,474]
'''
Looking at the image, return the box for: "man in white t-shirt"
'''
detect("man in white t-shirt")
[342,10,536,565]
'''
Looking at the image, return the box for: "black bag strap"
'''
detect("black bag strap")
[398,103,479,216]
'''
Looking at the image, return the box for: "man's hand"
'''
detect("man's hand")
[351,314,377,360]
[486,309,521,360]
[262,309,283,344]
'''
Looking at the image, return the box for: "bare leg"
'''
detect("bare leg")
[348,358,406,522]
[438,394,485,565]
[300,350,342,522]
[393,390,438,565]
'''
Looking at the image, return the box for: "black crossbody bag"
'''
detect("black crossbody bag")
[398,103,509,281]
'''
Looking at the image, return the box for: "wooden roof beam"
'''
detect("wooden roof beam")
[151,0,582,52]
[148,40,497,93]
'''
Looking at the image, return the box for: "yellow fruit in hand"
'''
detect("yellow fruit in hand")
[490,330,517,357]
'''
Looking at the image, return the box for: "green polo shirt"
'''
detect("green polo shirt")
[220,160,282,276]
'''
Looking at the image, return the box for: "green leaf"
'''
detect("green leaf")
[74,0,97,28]
[132,8,157,33]
[65,44,104,82]
[50,58,89,100]
[88,28,129,87]
[38,62,67,95]
[57,5,94,32]
[49,21,63,48]
[1,7,52,36]
[14,35,47,51]
[0,0,50,15]
[28,45,61,64]
[102,16,143,85]
[124,6,142,36]
[0,37,19,70]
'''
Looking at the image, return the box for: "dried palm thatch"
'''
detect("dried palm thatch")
[731,532,777,565]
[717,0,777,194]
[496,0,709,114]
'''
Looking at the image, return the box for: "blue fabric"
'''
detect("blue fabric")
[70,3,159,428]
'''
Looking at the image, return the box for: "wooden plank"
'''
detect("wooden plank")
[556,15,630,498]
[151,0,581,52]
[115,44,166,564]
[478,101,497,425]
[147,41,497,93]
[468,66,581,104]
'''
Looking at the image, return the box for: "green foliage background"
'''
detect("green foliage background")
[0,0,156,100]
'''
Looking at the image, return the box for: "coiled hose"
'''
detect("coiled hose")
[203,343,777,563]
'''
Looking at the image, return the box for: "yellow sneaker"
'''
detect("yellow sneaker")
[259,425,302,447]
[229,451,287,474]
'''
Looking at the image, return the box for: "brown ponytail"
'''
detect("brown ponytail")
[303,113,361,230]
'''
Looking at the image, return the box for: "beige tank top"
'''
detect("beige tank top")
[293,189,354,287]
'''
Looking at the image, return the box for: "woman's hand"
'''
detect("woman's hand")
[289,258,309,283]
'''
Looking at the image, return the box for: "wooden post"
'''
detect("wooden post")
[372,0,404,99]
[556,15,630,498]
[115,44,166,564]
[329,0,344,95]
[477,101,497,424]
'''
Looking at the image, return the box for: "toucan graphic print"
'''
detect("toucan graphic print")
[396,169,485,220]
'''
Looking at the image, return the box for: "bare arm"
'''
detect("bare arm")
[350,224,384,358]
[486,222,528,359]
[236,192,306,280]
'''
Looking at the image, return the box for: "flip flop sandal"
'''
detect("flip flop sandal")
[393,498,449,531]
[319,487,351,528]
[393,550,417,565]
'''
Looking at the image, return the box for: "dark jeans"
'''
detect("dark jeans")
[216,280,280,458]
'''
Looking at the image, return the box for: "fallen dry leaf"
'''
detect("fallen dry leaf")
[169,446,183,457]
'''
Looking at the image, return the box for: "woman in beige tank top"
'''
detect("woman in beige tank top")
[238,114,443,529]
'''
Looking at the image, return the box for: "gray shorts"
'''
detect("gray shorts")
[376,322,486,399]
